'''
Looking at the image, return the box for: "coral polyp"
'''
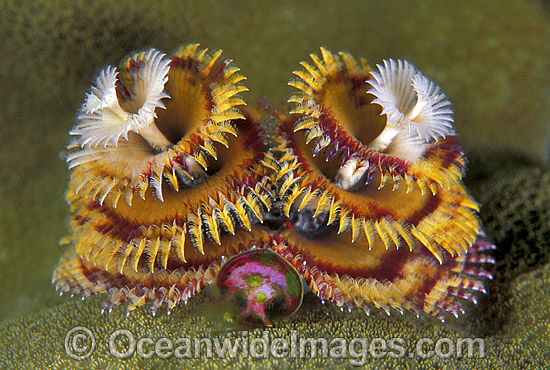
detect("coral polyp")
[53,44,493,323]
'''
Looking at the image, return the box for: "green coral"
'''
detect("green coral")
[501,265,550,366]
[468,166,550,335]
[474,167,550,280]
[1,266,549,369]
[0,293,496,369]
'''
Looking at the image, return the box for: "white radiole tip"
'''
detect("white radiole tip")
[367,58,456,151]
[70,48,172,151]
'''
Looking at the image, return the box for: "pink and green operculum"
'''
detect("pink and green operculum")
[217,249,303,326]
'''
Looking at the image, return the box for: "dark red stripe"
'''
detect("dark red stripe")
[407,194,442,226]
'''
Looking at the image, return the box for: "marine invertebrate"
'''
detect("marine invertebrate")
[66,44,252,199]
[287,48,465,191]
[53,44,493,323]
[368,58,455,144]
[53,44,276,314]
[217,248,303,326]
[274,48,494,320]
[70,49,171,150]
[7,169,547,369]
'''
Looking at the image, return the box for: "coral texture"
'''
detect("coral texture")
[469,166,550,333]
[2,260,549,369]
